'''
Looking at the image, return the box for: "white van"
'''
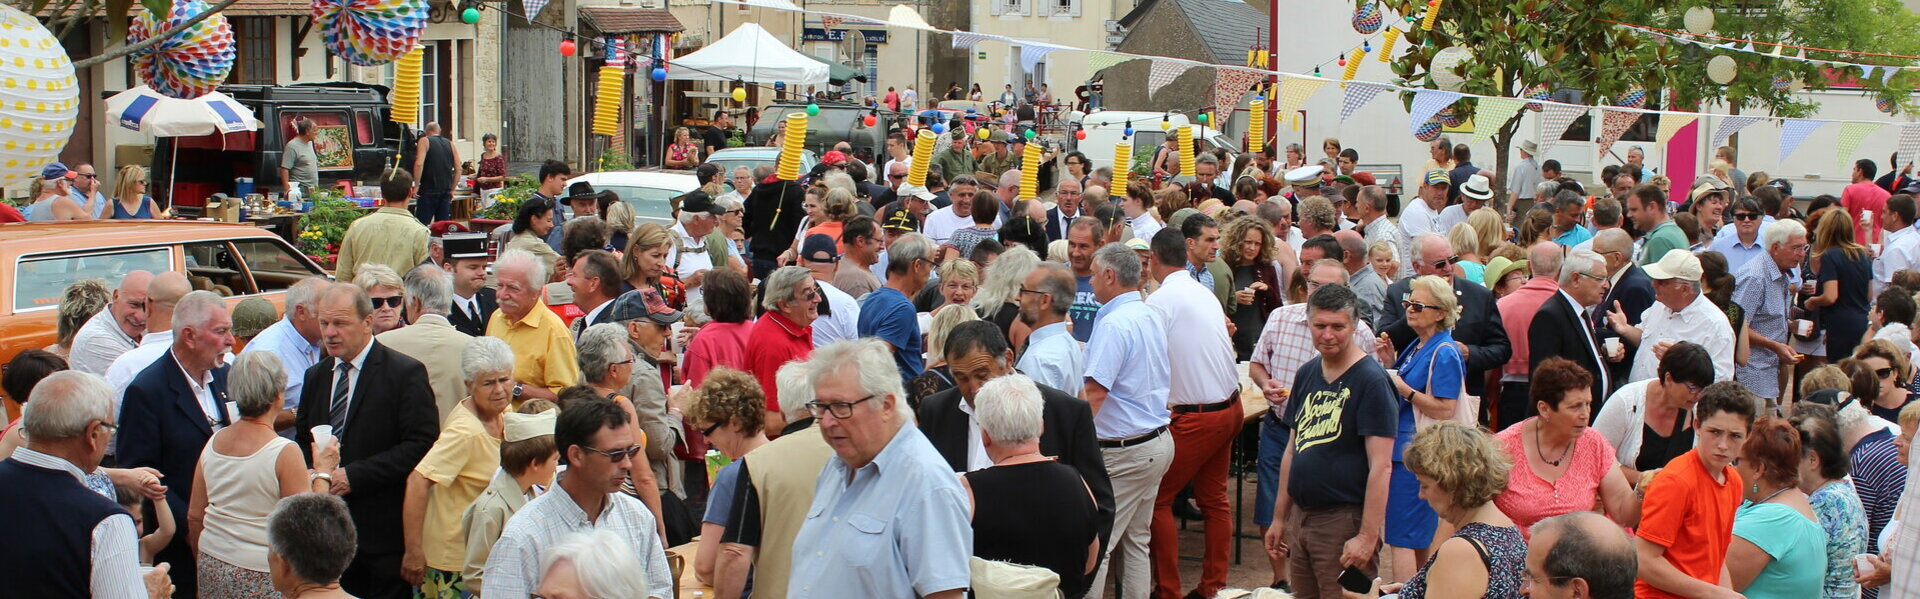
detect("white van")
[1069,110,1238,173]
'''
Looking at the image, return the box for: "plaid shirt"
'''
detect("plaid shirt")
[1249,303,1376,419]
[1889,441,1920,597]
[1731,252,1793,399]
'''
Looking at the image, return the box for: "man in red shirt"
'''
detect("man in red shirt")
[1634,382,1756,599]
[0,201,21,222]
[1492,241,1565,430]
[746,266,820,436]
[1844,158,1892,245]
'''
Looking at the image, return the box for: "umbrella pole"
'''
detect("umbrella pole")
[168,142,177,212]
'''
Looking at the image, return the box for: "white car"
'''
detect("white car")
[566,170,699,227]
[1071,110,1238,174]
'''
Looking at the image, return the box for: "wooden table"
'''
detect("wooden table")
[665,541,715,598]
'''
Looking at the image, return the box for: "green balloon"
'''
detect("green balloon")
[461,7,479,23]
[1023,128,1037,140]
[1197,113,1209,124]
[806,103,821,116]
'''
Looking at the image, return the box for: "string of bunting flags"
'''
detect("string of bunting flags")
[714,0,1920,167]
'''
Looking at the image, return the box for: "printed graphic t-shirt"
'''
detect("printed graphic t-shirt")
[1282,355,1400,509]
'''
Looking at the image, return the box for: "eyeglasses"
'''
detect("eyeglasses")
[807,395,877,419]
[1576,271,1609,283]
[1402,299,1444,313]
[701,421,724,437]
[577,444,644,462]
[1878,367,1898,380]
[95,420,118,437]
[1431,256,1459,270]
[79,173,97,179]
[1684,382,1704,397]
[888,173,906,179]
[1733,212,1762,221]
[370,296,403,309]
[612,358,634,367]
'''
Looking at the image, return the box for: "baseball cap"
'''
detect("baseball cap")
[1125,238,1150,251]
[897,183,937,202]
[1425,169,1450,186]
[800,233,840,263]
[41,162,75,180]
[608,288,681,326]
[881,205,919,232]
[1641,248,1703,282]
[821,150,849,166]
[679,190,717,215]
[1167,207,1202,231]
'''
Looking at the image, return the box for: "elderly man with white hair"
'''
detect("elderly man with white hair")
[787,339,972,598]
[712,360,835,599]
[379,264,474,420]
[238,276,328,429]
[487,249,578,403]
[964,373,1104,599]
[1732,218,1809,403]
[1606,249,1736,384]
[747,266,821,434]
[1528,249,1614,402]
[536,530,657,598]
[666,190,745,307]
[0,371,174,598]
[70,269,153,375]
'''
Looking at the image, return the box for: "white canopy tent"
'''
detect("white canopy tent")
[666,23,829,84]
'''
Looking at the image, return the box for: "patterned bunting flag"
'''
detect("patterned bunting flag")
[1835,122,1885,170]
[1776,119,1827,163]
[1899,123,1920,170]
[1654,113,1698,145]
[524,0,551,18]
[1277,75,1328,121]
[1710,116,1762,149]
[1339,82,1388,121]
[1019,44,1057,73]
[1465,98,1524,146]
[1407,90,1463,136]
[1595,108,1639,157]
[1537,104,1587,151]
[1211,68,1265,111]
[950,32,992,50]
[820,15,843,29]
[1146,59,1197,98]
[1087,51,1132,74]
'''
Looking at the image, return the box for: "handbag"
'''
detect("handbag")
[1413,339,1479,430]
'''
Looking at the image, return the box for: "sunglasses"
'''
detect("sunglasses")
[701,421,724,437]
[370,296,403,309]
[888,173,906,179]
[1733,212,1762,221]
[1402,299,1444,313]
[1431,256,1460,270]
[577,444,645,461]
[1878,367,1898,380]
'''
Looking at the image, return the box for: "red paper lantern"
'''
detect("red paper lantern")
[863,114,877,127]
[558,39,576,56]
[1074,128,1087,140]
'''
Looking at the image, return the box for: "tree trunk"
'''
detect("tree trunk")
[71,0,243,69]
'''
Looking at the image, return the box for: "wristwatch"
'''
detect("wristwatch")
[513,383,525,398]
[309,472,333,484]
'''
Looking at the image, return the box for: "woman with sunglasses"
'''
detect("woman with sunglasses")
[1374,275,1465,581]
[684,367,770,589]
[109,165,165,219]
[354,264,406,335]
[1593,341,1718,484]
[1493,357,1642,538]
[1853,339,1915,423]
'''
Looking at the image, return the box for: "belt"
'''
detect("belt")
[1171,398,1237,414]
[1098,426,1167,448]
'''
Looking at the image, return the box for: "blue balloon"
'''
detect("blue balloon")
[966,107,977,114]
[932,122,948,134]
[774,81,786,90]
[650,67,666,82]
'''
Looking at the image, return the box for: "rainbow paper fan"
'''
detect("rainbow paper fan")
[1522,83,1551,112]
[127,0,235,99]
[1414,118,1443,142]
[1352,3,1384,34]
[1879,97,1898,115]
[1615,87,1647,109]
[1436,106,1464,127]
[1771,75,1793,91]
[314,0,429,67]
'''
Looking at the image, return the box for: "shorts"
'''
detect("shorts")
[1384,461,1437,549]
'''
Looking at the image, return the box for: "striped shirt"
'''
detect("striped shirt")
[1851,429,1907,554]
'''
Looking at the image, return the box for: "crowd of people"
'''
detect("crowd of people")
[13,118,1920,599]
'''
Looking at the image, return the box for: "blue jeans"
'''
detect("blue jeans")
[414,190,452,224]
[1254,412,1288,527]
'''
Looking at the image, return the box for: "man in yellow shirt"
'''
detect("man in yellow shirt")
[337,171,430,282]
[487,248,579,403]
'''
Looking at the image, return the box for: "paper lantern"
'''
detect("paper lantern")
[731,86,746,103]
[1019,141,1043,200]
[314,0,429,67]
[1352,3,1383,34]
[776,112,808,181]
[591,63,623,136]
[388,44,422,125]
[0,4,79,186]
[1378,27,1401,62]
[1414,118,1443,142]
[1771,75,1793,90]
[1342,46,1367,85]
[1429,46,1471,91]
[1879,96,1897,115]
[906,128,936,187]
[1436,106,1464,127]
[1523,82,1550,111]
[127,0,236,99]
[1707,55,1737,84]
[1615,87,1647,109]
[558,39,575,56]
[1176,124,1194,178]
[1110,138,1132,194]
[1421,0,1443,31]
[862,113,876,127]
[1247,97,1267,154]
[1683,7,1715,35]
[1159,117,1171,131]
[1074,128,1086,140]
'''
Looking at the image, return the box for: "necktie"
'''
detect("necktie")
[329,363,353,431]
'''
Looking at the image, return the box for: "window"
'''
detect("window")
[1052,0,1078,16]
[418,42,441,130]
[184,241,248,296]
[232,17,275,85]
[14,248,172,312]
[993,0,1026,15]
[232,238,324,293]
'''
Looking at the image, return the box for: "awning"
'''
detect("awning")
[803,53,866,85]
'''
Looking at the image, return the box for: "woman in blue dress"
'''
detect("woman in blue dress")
[1378,275,1467,583]
[1805,209,1872,360]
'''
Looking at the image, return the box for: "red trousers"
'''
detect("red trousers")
[1148,398,1244,599]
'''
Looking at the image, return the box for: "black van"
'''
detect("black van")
[744,102,902,160]
[149,83,410,211]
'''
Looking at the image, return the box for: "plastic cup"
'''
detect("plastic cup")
[1795,319,1814,337]
[1856,554,1877,577]
[1604,338,1623,357]
[310,425,334,453]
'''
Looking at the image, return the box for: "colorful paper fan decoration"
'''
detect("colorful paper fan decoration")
[1436,106,1465,127]
[314,0,429,67]
[0,3,80,185]
[1111,137,1132,194]
[1772,75,1793,91]
[388,45,421,124]
[1352,3,1384,34]
[1615,87,1647,109]
[1879,96,1898,115]
[127,0,235,99]
[776,112,808,181]
[1522,83,1551,111]
[1414,118,1444,141]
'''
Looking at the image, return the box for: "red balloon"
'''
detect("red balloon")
[1074,129,1087,140]
[558,40,576,56]
[863,114,877,127]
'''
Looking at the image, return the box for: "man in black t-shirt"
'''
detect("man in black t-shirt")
[1263,283,1398,599]
[703,110,732,157]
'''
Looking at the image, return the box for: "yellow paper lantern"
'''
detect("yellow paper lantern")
[1111,138,1132,194]
[0,4,77,186]
[1378,27,1400,62]
[776,112,808,181]
[906,128,936,187]
[592,64,624,137]
[389,45,423,125]
[1342,47,1367,86]
[731,86,747,103]
[1421,0,1443,31]
[1176,124,1194,178]
[1247,98,1267,155]
[1019,141,1042,200]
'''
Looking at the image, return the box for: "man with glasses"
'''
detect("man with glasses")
[1044,177,1085,243]
[786,339,971,599]
[1523,512,1639,599]
[67,162,107,217]
[860,233,932,385]
[1376,233,1511,400]
[1082,242,1173,599]
[1527,249,1613,410]
[747,266,820,434]
[1732,218,1809,403]
[717,166,753,206]
[484,393,673,599]
[1710,197,1769,274]
[1604,249,1735,388]
[1587,229,1655,395]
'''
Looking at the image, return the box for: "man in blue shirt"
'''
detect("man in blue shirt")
[1065,218,1104,342]
[1082,242,1173,599]
[1017,263,1086,393]
[1711,197,1770,275]
[787,339,972,599]
[237,276,329,435]
[859,233,933,385]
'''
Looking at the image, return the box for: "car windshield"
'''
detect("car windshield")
[598,186,680,224]
[15,247,172,312]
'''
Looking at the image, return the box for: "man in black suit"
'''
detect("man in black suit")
[1529,249,1613,409]
[1590,229,1654,398]
[566,249,623,341]
[295,283,440,599]
[917,321,1114,541]
[1193,154,1234,205]
[116,290,235,599]
[1377,233,1512,398]
[442,232,497,337]
[1044,177,1088,243]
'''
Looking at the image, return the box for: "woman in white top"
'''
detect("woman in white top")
[188,352,340,598]
[1119,180,1161,242]
[1591,341,1716,483]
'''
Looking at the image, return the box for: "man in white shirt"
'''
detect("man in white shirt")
[922,176,990,245]
[1439,173,1492,233]
[1876,193,1920,296]
[1397,172,1448,280]
[665,191,743,308]
[1141,220,1241,599]
[716,166,752,206]
[104,273,192,428]
[1507,140,1544,202]
[881,132,912,183]
[1606,249,1736,383]
[70,270,154,375]
[798,233,862,347]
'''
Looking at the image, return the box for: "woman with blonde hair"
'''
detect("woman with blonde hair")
[908,303,980,410]
[664,126,700,168]
[971,246,1041,345]
[1220,215,1281,361]
[1376,274,1470,580]
[108,165,165,219]
[1807,209,1873,360]
[354,264,406,335]
[1447,222,1486,285]
[46,279,110,359]
[1467,207,1505,257]
[623,222,687,308]
[1375,421,1526,598]
[686,368,769,587]
[602,200,636,253]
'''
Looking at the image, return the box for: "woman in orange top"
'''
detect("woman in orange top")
[1633,381,1760,599]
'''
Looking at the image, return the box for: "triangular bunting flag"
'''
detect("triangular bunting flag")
[523,0,552,18]
[1595,108,1639,157]
[1019,45,1057,73]
[1538,104,1587,151]
[1887,67,1902,87]
[1407,90,1463,136]
[1777,119,1828,163]
[1277,75,1329,122]
[1339,82,1389,121]
[1861,65,1877,81]
[740,0,800,9]
[1709,116,1762,149]
[1835,122,1886,170]
[1087,51,1132,74]
[886,4,934,30]
[1655,113,1698,144]
[1211,68,1265,111]
[1147,59,1197,98]
[1898,123,1920,170]
[1465,98,1525,146]
[950,32,992,50]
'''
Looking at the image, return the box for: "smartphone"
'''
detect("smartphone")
[1338,566,1374,594]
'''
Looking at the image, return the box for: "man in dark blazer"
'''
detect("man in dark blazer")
[116,290,235,599]
[1043,177,1089,243]
[1591,229,1655,398]
[442,231,497,337]
[1529,250,1613,412]
[294,283,440,599]
[1378,233,1512,397]
[566,249,624,341]
[917,321,1114,544]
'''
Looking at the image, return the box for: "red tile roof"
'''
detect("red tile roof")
[580,7,683,34]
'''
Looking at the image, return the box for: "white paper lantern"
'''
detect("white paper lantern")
[0,5,78,187]
[1789,77,1806,93]
[1684,7,1715,35]
[1707,55,1738,84]
[1429,46,1471,91]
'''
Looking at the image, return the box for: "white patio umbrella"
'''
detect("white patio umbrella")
[104,86,263,204]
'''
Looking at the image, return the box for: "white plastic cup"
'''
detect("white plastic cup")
[1796,319,1815,337]
[1857,554,1877,577]
[310,425,334,453]
[1604,338,1623,357]
[1384,368,1398,379]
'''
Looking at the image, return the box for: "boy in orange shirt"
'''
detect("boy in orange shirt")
[1633,382,1758,599]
